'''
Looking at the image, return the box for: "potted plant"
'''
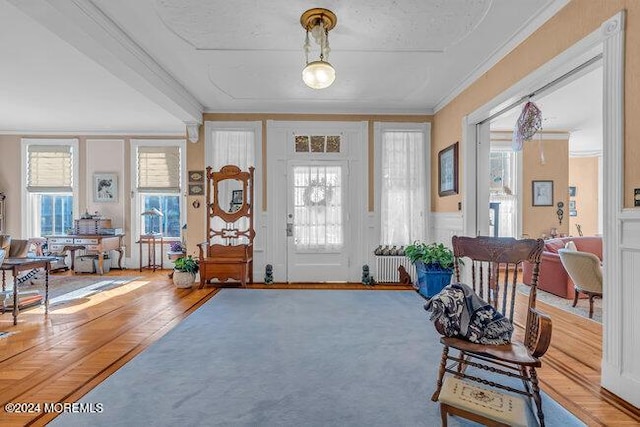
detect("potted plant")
[172,255,199,288]
[404,241,455,298]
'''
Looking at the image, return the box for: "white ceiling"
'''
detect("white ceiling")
[0,0,185,134]
[1,0,568,133]
[491,66,603,154]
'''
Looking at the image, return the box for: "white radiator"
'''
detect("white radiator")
[374,256,417,283]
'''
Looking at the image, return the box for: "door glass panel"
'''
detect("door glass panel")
[292,165,343,251]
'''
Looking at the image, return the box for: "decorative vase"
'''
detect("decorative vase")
[173,270,196,288]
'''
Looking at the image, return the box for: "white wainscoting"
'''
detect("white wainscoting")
[602,210,640,407]
[430,212,464,247]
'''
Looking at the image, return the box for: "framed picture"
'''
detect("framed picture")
[188,170,204,182]
[438,142,459,197]
[94,173,117,202]
[569,186,576,197]
[532,180,553,206]
[569,200,576,210]
[188,184,204,196]
[231,190,243,204]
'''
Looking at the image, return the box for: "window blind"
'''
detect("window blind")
[27,145,73,192]
[137,146,181,192]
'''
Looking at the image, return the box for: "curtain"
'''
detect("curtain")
[209,130,256,244]
[380,131,426,245]
[211,130,255,171]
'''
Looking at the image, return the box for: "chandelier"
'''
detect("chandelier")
[300,8,337,89]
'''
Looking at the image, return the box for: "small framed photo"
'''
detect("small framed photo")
[569,200,576,210]
[438,142,459,197]
[188,184,204,196]
[231,190,243,204]
[569,186,576,197]
[94,173,117,202]
[188,170,204,182]
[532,180,553,206]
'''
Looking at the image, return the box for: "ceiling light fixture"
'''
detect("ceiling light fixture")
[300,8,337,89]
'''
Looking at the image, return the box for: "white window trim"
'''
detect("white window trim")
[21,138,79,238]
[130,139,186,241]
[373,122,431,245]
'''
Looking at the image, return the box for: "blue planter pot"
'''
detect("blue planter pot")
[415,261,453,299]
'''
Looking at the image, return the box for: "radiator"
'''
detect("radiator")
[374,256,417,283]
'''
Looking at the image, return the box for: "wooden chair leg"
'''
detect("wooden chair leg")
[431,345,449,402]
[572,288,580,307]
[589,295,595,319]
[529,367,545,427]
[440,404,448,427]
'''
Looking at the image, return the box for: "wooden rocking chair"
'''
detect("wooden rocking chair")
[431,236,552,426]
[197,165,255,288]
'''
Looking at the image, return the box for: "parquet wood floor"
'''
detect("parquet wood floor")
[0,271,637,426]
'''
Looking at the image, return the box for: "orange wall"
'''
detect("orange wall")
[433,0,640,211]
[522,139,569,238]
[569,156,600,236]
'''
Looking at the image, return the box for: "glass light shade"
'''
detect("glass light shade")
[302,60,335,89]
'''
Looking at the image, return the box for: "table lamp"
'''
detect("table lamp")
[141,207,163,236]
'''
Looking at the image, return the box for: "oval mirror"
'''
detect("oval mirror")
[218,178,244,213]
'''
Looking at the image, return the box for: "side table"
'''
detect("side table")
[137,234,163,272]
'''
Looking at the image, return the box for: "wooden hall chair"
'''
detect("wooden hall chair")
[197,165,255,288]
[431,236,552,427]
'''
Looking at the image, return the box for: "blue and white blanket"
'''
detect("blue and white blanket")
[423,283,513,345]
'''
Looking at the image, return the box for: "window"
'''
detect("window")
[375,124,429,246]
[210,129,255,171]
[489,148,518,237]
[132,141,185,239]
[22,139,78,237]
[205,121,262,245]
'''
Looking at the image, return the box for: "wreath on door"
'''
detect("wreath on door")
[303,179,334,207]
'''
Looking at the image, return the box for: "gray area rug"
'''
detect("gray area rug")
[517,283,602,323]
[51,290,584,427]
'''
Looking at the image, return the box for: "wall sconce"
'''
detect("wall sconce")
[300,8,337,89]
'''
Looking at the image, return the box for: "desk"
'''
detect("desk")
[47,234,125,274]
[1,257,54,325]
[137,234,163,272]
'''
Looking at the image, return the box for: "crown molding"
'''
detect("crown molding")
[0,130,186,137]
[8,0,203,124]
[434,0,570,113]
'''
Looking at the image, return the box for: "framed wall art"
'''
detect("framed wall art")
[438,142,459,197]
[94,173,117,202]
[188,184,204,196]
[532,180,553,206]
[188,170,204,182]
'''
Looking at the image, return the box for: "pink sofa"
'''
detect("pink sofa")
[522,236,602,299]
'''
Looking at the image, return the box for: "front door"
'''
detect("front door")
[286,161,349,282]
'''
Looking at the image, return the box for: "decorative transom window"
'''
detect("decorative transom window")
[295,135,341,153]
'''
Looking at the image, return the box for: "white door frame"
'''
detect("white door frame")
[462,12,634,405]
[266,120,368,283]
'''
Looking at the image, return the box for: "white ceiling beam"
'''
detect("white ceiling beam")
[9,0,203,125]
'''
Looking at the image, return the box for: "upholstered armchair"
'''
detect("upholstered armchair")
[558,249,603,319]
[522,236,602,299]
[0,235,30,258]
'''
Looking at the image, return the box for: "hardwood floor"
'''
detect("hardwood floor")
[0,270,637,426]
